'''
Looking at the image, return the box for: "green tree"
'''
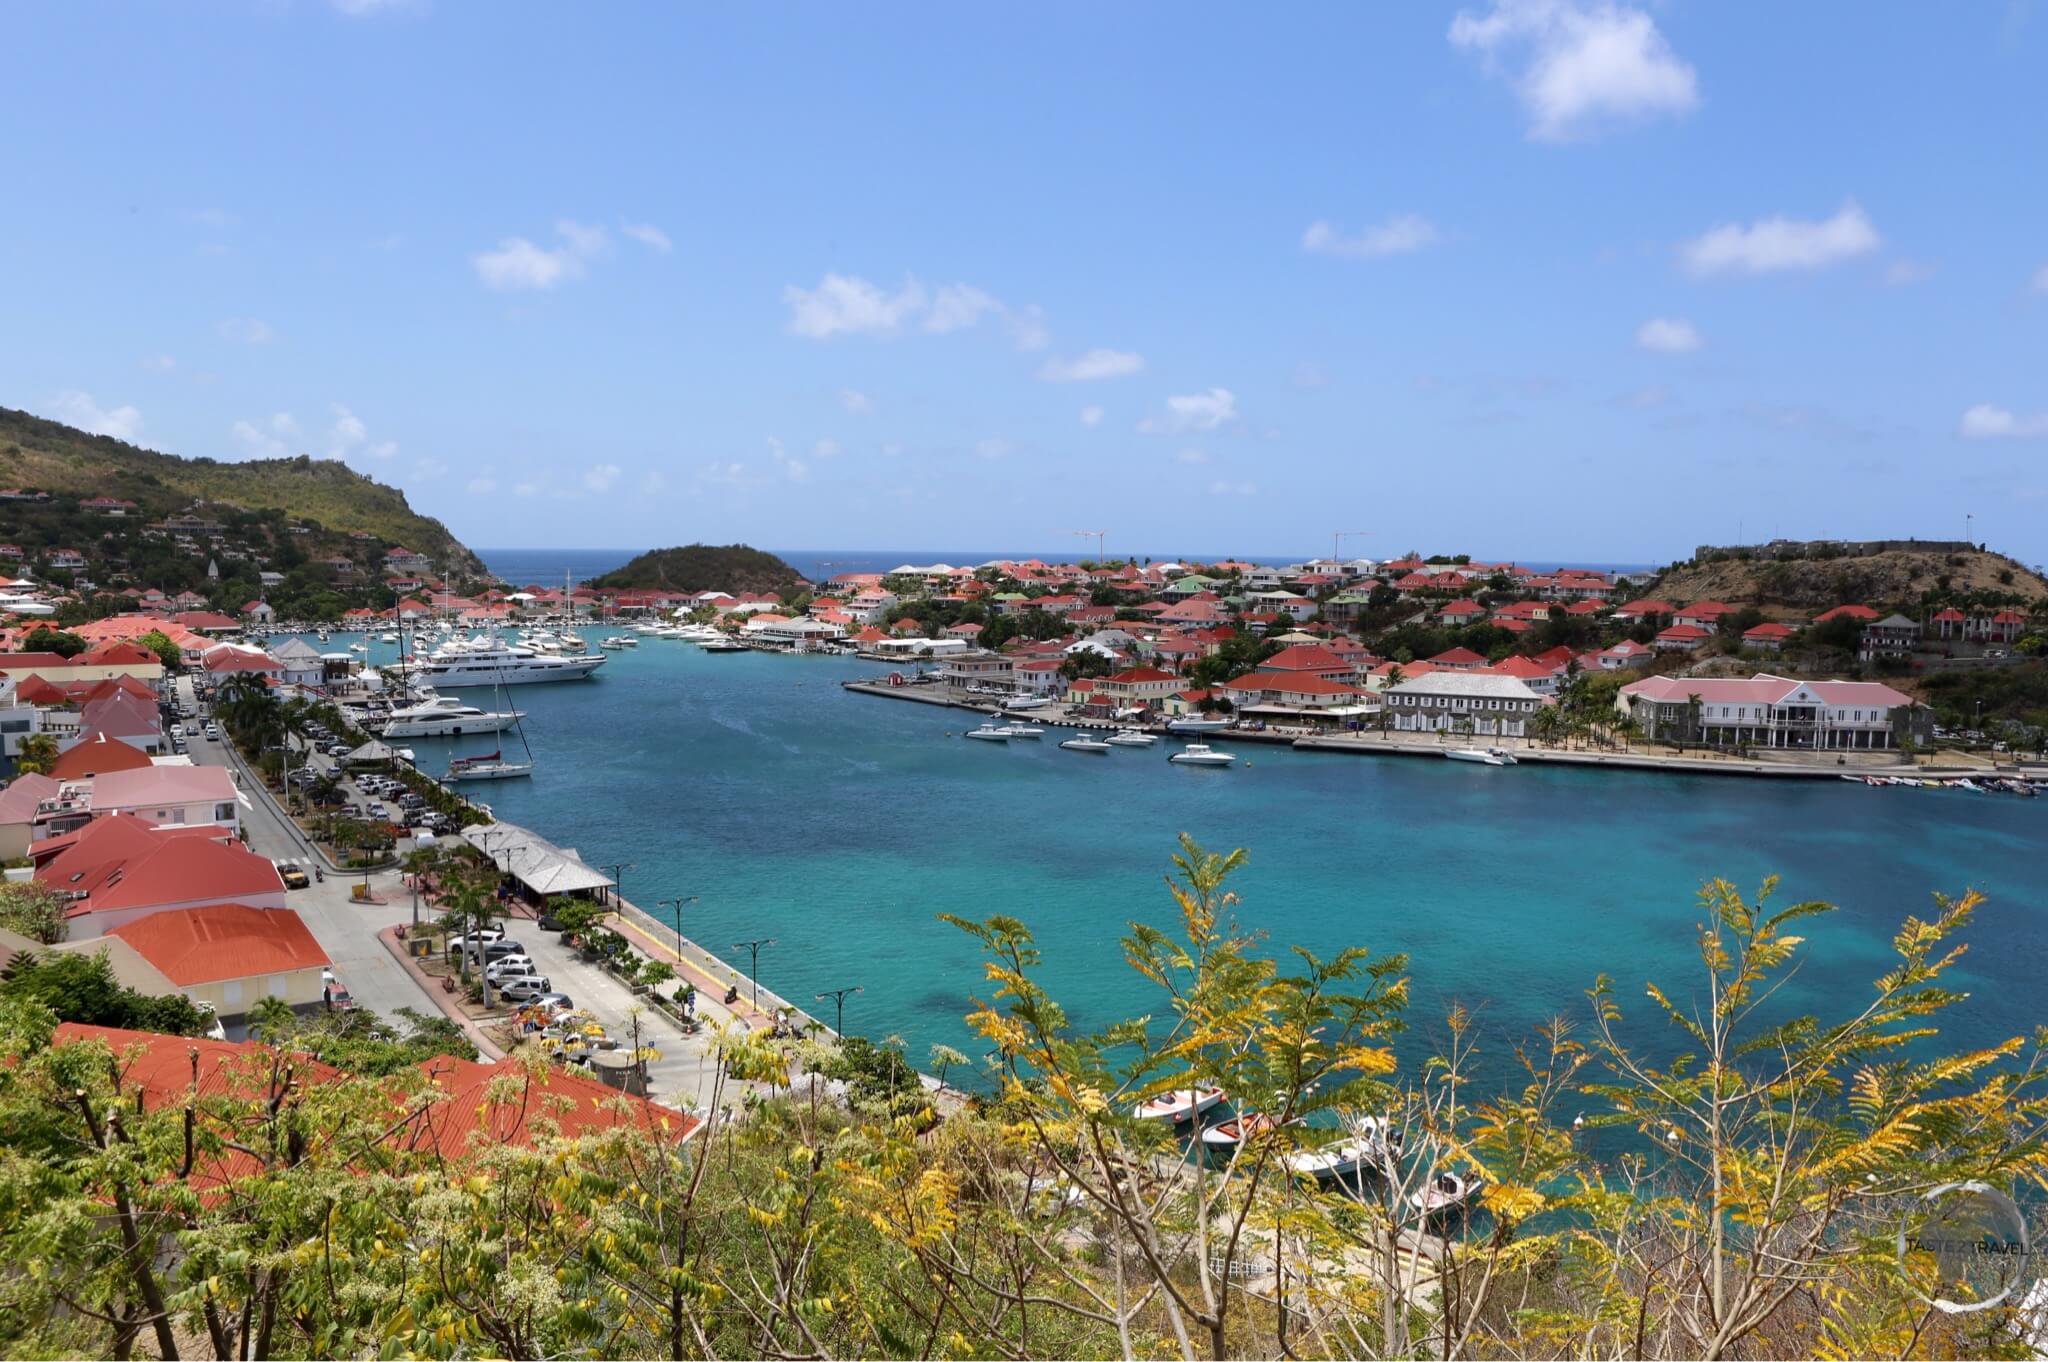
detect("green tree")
[0,881,66,944]
[21,626,88,658]
[134,628,183,669]
[13,732,59,775]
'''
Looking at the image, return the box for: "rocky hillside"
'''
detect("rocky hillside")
[591,543,804,596]
[0,406,483,576]
[1647,546,2048,612]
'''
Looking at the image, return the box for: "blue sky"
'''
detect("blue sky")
[6,2,2046,565]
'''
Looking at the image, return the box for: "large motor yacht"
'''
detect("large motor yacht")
[418,637,606,685]
[376,691,525,737]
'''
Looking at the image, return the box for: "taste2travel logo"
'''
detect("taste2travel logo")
[1897,1181,2041,1314]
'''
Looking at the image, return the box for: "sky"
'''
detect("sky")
[4,2,2046,566]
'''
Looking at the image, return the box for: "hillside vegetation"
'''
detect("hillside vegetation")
[0,406,482,575]
[590,542,803,595]
[1648,544,2048,613]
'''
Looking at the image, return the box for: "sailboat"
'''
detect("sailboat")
[444,671,535,780]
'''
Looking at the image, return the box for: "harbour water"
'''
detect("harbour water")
[307,611,2044,1077]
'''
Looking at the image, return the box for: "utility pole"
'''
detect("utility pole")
[815,985,863,1037]
[732,937,776,1010]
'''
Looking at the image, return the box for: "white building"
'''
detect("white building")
[1383,672,1544,737]
[1617,674,1926,750]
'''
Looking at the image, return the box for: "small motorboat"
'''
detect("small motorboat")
[1107,729,1157,746]
[965,723,1015,742]
[1279,1116,1404,1185]
[1167,715,1230,734]
[444,753,534,781]
[1003,695,1054,711]
[1169,743,1235,767]
[1199,1112,1277,1150]
[1005,724,1045,738]
[1060,736,1112,753]
[1409,1168,1483,1217]
[1445,748,1512,766]
[1131,1087,1226,1124]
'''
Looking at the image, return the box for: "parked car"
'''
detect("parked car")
[531,992,574,1012]
[484,954,538,979]
[326,986,356,1011]
[500,977,555,1003]
[446,929,505,953]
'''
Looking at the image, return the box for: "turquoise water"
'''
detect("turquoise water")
[307,629,2046,1074]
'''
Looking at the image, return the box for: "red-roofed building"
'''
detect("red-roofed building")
[1814,604,1878,624]
[1222,671,1376,722]
[1654,623,1712,652]
[110,904,329,1015]
[35,814,281,934]
[1486,654,1565,693]
[1257,644,1360,681]
[1424,646,1488,671]
[1671,601,1736,631]
[1437,598,1486,623]
[1743,621,1795,652]
[1592,638,1657,670]
[49,732,153,779]
[1612,599,1675,624]
[1095,666,1180,702]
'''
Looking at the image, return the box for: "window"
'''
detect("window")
[215,802,236,822]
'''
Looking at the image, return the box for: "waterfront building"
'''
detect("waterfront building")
[941,651,1015,687]
[1383,672,1543,737]
[1094,666,1181,704]
[1616,674,1925,750]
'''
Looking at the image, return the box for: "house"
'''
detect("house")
[242,599,277,623]
[1742,621,1794,652]
[1612,599,1674,624]
[1423,647,1489,671]
[1814,604,1879,624]
[1245,590,1316,621]
[1220,672,1378,727]
[1437,598,1487,624]
[44,548,87,571]
[83,764,242,835]
[941,621,984,641]
[1383,672,1543,738]
[1654,623,1712,652]
[1618,673,1925,751]
[1671,601,1736,632]
[109,904,329,1020]
[268,637,326,687]
[33,813,281,935]
[1010,657,1067,696]
[1485,654,1564,694]
[940,652,1015,687]
[383,547,433,573]
[1859,614,1920,661]
[1094,666,1182,704]
[0,773,60,859]
[48,733,153,780]
[80,496,138,515]
[1256,644,1362,683]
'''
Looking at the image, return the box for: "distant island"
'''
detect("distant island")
[589,543,805,596]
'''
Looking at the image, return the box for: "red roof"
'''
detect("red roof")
[48,733,153,779]
[1487,655,1558,678]
[1230,671,1361,695]
[1105,666,1175,684]
[1259,644,1353,673]
[78,640,158,666]
[111,904,329,985]
[1814,604,1878,622]
[1425,647,1487,666]
[0,651,72,669]
[40,821,283,916]
[1743,622,1794,639]
[1616,599,1674,615]
[1675,600,1735,617]
[1657,623,1711,641]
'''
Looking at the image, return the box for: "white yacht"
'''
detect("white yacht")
[379,631,399,643]
[700,637,747,653]
[1168,743,1236,767]
[444,750,534,781]
[1002,694,1053,712]
[418,638,606,685]
[1445,747,1517,767]
[1167,715,1230,734]
[1059,735,1111,753]
[964,723,1014,741]
[1106,729,1157,747]
[1005,724,1044,738]
[377,692,524,737]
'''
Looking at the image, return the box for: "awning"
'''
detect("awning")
[461,821,616,896]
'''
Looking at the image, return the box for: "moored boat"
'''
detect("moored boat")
[1169,743,1235,767]
[1167,715,1230,734]
[1199,1112,1278,1149]
[1005,724,1044,738]
[965,723,1015,741]
[1131,1087,1226,1124]
[1060,736,1112,752]
[1445,747,1511,766]
[1281,1116,1404,1185]
[1107,729,1157,746]
[1409,1168,1483,1217]
[444,750,534,781]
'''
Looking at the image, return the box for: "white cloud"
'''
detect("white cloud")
[1140,388,1238,435]
[621,221,671,252]
[1079,404,1104,427]
[767,436,809,482]
[218,317,275,345]
[638,471,668,496]
[1301,215,1439,258]
[974,438,1012,461]
[1635,317,1701,352]
[413,457,448,480]
[697,462,750,490]
[329,405,367,455]
[1680,201,1880,276]
[141,354,176,373]
[232,412,298,458]
[1208,479,1257,497]
[51,391,143,442]
[782,272,1046,348]
[812,438,841,459]
[837,388,874,414]
[1884,259,1934,286]
[583,463,622,493]
[2031,263,2048,293]
[1960,403,2048,439]
[1449,0,1698,140]
[472,220,610,290]
[1176,448,1210,464]
[513,480,540,497]
[466,476,498,495]
[1037,348,1145,382]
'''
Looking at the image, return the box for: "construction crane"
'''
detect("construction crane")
[1332,530,1371,562]
[1066,529,1108,563]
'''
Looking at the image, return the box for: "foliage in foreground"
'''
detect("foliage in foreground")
[0,839,2044,1359]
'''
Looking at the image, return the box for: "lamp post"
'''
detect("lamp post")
[596,861,634,910]
[814,985,862,1038]
[656,896,697,964]
[732,937,776,1010]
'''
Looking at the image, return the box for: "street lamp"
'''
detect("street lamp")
[731,937,776,1010]
[656,896,698,964]
[814,985,862,1037]
[596,861,635,909]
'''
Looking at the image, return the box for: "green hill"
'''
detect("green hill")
[0,406,482,575]
[590,543,804,596]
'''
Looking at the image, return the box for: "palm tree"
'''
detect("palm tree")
[13,732,59,775]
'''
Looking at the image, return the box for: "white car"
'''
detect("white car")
[446,929,506,953]
[483,955,537,981]
[500,977,555,1003]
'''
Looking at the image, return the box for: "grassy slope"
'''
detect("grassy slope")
[0,406,482,574]
[1647,547,2048,614]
